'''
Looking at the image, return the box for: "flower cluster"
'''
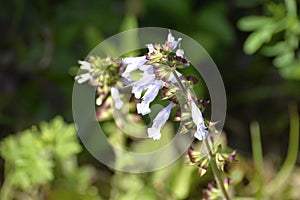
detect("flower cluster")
[75,31,209,141]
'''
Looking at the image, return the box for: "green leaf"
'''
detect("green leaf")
[261,41,288,57]
[171,164,195,199]
[244,29,273,54]
[238,16,272,31]
[40,116,82,159]
[279,61,300,80]
[0,130,54,190]
[273,51,294,68]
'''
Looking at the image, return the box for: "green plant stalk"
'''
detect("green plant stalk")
[171,69,231,200]
[285,0,297,16]
[205,139,231,200]
[0,162,13,200]
[250,122,264,199]
[266,103,299,195]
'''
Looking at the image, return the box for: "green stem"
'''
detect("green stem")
[265,103,299,195]
[204,139,231,200]
[250,122,264,199]
[171,69,231,200]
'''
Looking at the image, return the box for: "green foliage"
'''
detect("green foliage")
[0,117,101,200]
[229,104,300,199]
[238,0,300,79]
[0,128,53,190]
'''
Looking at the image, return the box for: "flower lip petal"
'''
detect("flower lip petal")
[75,73,93,84]
[147,102,173,140]
[166,31,182,49]
[111,87,124,109]
[136,81,161,115]
[78,60,92,71]
[176,49,184,57]
[122,56,147,78]
[191,102,208,141]
[147,127,161,140]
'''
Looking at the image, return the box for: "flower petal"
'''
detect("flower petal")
[176,49,184,57]
[122,56,147,78]
[137,101,151,115]
[111,87,123,109]
[166,31,182,49]
[131,73,156,99]
[78,60,92,71]
[191,102,208,140]
[75,73,93,84]
[147,102,173,140]
[147,127,161,140]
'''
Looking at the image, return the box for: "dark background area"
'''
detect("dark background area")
[1,0,299,184]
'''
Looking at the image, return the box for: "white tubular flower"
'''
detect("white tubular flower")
[78,60,93,72]
[75,60,94,84]
[166,31,182,49]
[131,66,155,99]
[122,56,147,78]
[146,44,156,53]
[147,102,173,140]
[75,73,93,84]
[111,87,123,109]
[191,102,208,140]
[137,80,162,115]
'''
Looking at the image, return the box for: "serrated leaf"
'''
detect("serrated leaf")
[0,130,54,190]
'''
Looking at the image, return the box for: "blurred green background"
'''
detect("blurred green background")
[1,0,300,199]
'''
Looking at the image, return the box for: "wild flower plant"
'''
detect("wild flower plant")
[75,31,235,199]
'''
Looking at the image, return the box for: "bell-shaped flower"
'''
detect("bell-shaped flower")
[122,56,147,79]
[111,86,123,109]
[137,80,162,115]
[147,102,173,140]
[191,102,208,140]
